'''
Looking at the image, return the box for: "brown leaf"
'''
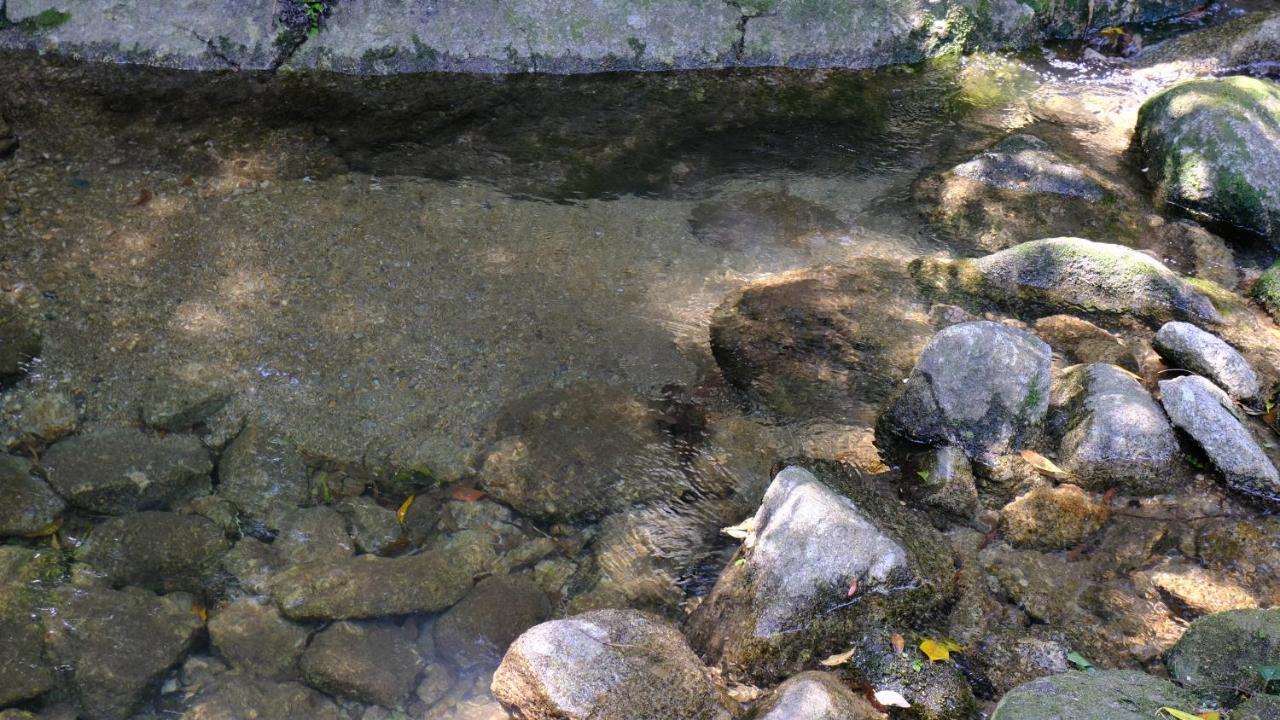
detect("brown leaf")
[450,486,486,503]
[891,633,905,654]
[819,648,856,667]
[1020,449,1068,479]
[131,187,153,206]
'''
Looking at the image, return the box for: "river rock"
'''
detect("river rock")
[1253,259,1280,322]
[0,586,55,706]
[0,387,79,447]
[0,304,40,386]
[300,620,422,707]
[881,321,1051,463]
[709,262,933,425]
[335,496,401,554]
[1159,375,1280,503]
[912,237,1221,326]
[1153,321,1263,408]
[43,585,203,720]
[1235,694,1280,720]
[0,454,64,536]
[491,608,734,720]
[907,445,980,520]
[272,506,354,566]
[1033,315,1137,371]
[1049,363,1180,494]
[141,369,232,432]
[752,671,885,720]
[434,574,551,671]
[179,673,342,720]
[687,464,954,682]
[76,511,230,592]
[999,483,1108,550]
[41,426,212,514]
[1133,559,1258,618]
[851,639,977,720]
[1135,76,1280,241]
[217,423,310,531]
[208,598,309,679]
[991,670,1201,720]
[271,551,480,620]
[1134,9,1280,76]
[1167,608,1280,704]
[479,383,683,521]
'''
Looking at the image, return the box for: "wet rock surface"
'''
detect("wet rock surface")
[180,673,343,720]
[272,552,481,620]
[1159,374,1280,503]
[1167,608,1280,704]
[999,483,1108,550]
[752,671,885,720]
[491,609,734,720]
[300,620,423,707]
[1136,76,1280,242]
[208,598,309,679]
[76,510,230,592]
[1236,694,1280,720]
[881,321,1051,463]
[434,574,552,671]
[0,454,64,536]
[991,670,1202,720]
[217,423,310,531]
[40,426,212,514]
[1153,321,1263,408]
[1048,363,1181,494]
[0,304,40,386]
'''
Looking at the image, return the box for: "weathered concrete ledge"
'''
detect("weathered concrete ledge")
[0,0,1202,74]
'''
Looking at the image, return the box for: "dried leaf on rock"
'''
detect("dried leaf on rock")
[1020,449,1068,479]
[874,689,911,708]
[819,648,856,667]
[891,633,905,654]
[449,486,486,502]
[1158,708,1204,720]
[396,494,415,524]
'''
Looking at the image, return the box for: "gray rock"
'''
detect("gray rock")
[1135,76,1280,241]
[335,496,401,554]
[272,506,354,566]
[752,671,883,720]
[179,673,342,720]
[1134,9,1280,76]
[434,574,551,670]
[848,640,976,720]
[300,621,422,707]
[912,237,1221,326]
[1154,321,1263,408]
[687,464,954,682]
[491,609,734,720]
[1049,363,1181,494]
[951,135,1105,200]
[141,370,232,431]
[43,585,203,720]
[208,598,309,679]
[907,445,980,519]
[881,321,1052,463]
[0,388,79,448]
[1167,608,1280,704]
[991,670,1201,720]
[0,583,55,706]
[1159,375,1280,503]
[1235,694,1280,720]
[271,551,481,620]
[0,454,64,536]
[76,511,230,592]
[42,426,212,515]
[217,423,309,531]
[0,304,39,385]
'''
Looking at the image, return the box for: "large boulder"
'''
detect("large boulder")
[43,585,204,720]
[491,609,734,720]
[686,465,954,682]
[300,621,422,707]
[991,670,1202,720]
[1136,76,1280,242]
[217,423,310,531]
[76,511,230,592]
[1134,10,1280,76]
[880,321,1052,463]
[1153,321,1263,409]
[1167,608,1280,704]
[911,237,1221,326]
[1159,375,1280,504]
[752,672,885,720]
[271,551,481,620]
[1048,363,1181,494]
[434,574,552,671]
[41,426,212,514]
[0,454,64,536]
[709,262,933,425]
[208,598,309,679]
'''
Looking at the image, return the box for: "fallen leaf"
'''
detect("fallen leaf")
[1198,712,1221,720]
[1020,449,1068,479]
[131,187,153,206]
[1100,26,1125,37]
[193,604,208,624]
[891,633,906,654]
[449,486,486,503]
[734,558,746,567]
[1159,708,1203,720]
[847,578,858,597]
[725,683,764,703]
[916,469,931,481]
[1067,650,1095,671]
[396,494,415,524]
[1101,487,1118,506]
[874,689,912,708]
[919,639,953,662]
[819,648,856,667]
[721,517,756,540]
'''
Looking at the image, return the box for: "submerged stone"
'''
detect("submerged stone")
[753,671,885,720]
[1167,608,1280,704]
[881,321,1052,463]
[272,551,480,620]
[1153,321,1263,409]
[1159,375,1280,504]
[42,426,212,515]
[300,621,422,707]
[0,454,64,536]
[991,670,1200,720]
[1032,315,1137,371]
[208,598,309,679]
[999,483,1108,550]
[0,304,40,387]
[217,423,310,531]
[491,609,734,720]
[687,464,954,682]
[434,574,551,671]
[179,672,342,720]
[141,369,232,432]
[1135,76,1280,242]
[0,584,55,707]
[1235,694,1280,720]
[76,511,230,592]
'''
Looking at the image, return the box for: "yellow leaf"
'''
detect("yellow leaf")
[919,639,951,662]
[1019,449,1068,479]
[396,494,415,524]
[1159,708,1203,720]
[1100,26,1125,36]
[819,648,855,667]
[1198,712,1221,720]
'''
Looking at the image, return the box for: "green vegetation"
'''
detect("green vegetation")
[18,8,71,32]
[302,0,326,37]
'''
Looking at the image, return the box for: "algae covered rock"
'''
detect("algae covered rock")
[1167,608,1280,704]
[0,454,64,536]
[881,320,1051,463]
[999,483,1108,550]
[1153,321,1263,409]
[911,237,1221,326]
[76,511,231,592]
[752,671,885,720]
[217,423,310,531]
[300,620,422,707]
[1048,363,1181,494]
[208,598,310,679]
[687,464,954,682]
[1235,694,1280,720]
[491,608,734,720]
[991,670,1201,720]
[1135,76,1280,241]
[1134,10,1280,76]
[272,551,481,620]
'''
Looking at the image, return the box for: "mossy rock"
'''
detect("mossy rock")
[1135,76,1280,243]
[1167,608,1280,705]
[1252,260,1280,322]
[991,670,1202,720]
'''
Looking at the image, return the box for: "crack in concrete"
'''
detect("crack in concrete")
[724,1,769,63]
